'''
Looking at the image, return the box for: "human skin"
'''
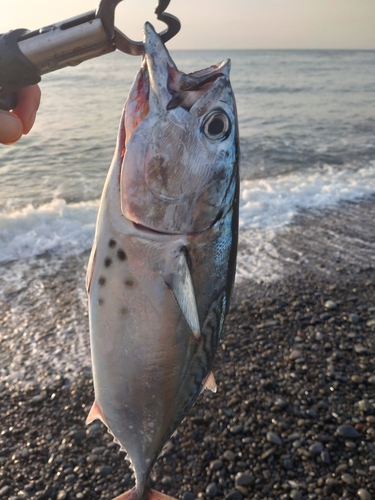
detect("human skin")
[0,85,41,145]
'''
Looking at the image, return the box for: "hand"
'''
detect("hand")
[0,85,41,145]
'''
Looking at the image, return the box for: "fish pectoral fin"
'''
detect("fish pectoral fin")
[163,249,201,343]
[86,400,106,425]
[86,241,97,294]
[202,371,217,393]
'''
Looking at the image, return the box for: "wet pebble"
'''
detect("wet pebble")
[309,441,324,455]
[341,473,355,486]
[209,459,223,471]
[223,450,236,461]
[206,482,218,497]
[335,424,360,438]
[358,489,372,500]
[266,431,282,445]
[234,472,255,487]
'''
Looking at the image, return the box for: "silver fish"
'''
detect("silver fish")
[86,22,239,500]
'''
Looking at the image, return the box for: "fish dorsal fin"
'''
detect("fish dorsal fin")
[86,401,106,425]
[203,371,217,393]
[164,247,201,343]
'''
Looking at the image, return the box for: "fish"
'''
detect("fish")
[86,22,239,500]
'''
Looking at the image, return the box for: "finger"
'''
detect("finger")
[13,84,41,134]
[0,111,23,145]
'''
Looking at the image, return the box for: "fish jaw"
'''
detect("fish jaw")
[120,23,238,235]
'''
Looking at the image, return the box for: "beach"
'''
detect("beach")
[1,198,374,500]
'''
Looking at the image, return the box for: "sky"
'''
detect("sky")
[1,0,375,50]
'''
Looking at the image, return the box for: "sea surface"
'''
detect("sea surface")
[0,49,375,385]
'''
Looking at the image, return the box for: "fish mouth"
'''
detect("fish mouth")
[143,21,230,113]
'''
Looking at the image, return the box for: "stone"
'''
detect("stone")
[206,483,218,498]
[354,344,370,355]
[341,473,354,485]
[325,300,337,310]
[289,350,303,361]
[223,450,236,461]
[235,472,255,487]
[30,391,47,404]
[69,430,86,441]
[91,446,106,455]
[96,465,113,477]
[225,490,243,500]
[182,492,195,500]
[266,431,282,445]
[210,459,223,471]
[321,449,331,464]
[349,313,359,324]
[230,425,243,434]
[290,490,302,500]
[358,399,373,413]
[0,486,11,497]
[309,442,324,455]
[335,425,360,438]
[357,489,372,500]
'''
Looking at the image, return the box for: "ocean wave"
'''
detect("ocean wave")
[0,161,375,266]
[0,198,98,264]
[239,160,375,231]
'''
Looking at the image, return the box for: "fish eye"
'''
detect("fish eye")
[202,110,231,141]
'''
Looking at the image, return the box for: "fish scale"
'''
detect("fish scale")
[86,22,239,500]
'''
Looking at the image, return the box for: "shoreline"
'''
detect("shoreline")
[1,198,375,499]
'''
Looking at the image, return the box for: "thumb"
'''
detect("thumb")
[0,111,23,145]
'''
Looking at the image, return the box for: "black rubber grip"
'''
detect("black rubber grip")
[0,29,41,110]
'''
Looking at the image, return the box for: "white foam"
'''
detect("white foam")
[236,161,375,283]
[0,198,98,264]
[239,161,375,231]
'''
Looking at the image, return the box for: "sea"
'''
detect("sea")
[1,49,375,386]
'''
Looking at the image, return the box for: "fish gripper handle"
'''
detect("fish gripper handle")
[0,29,41,111]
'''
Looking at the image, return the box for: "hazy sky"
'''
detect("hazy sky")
[1,0,375,50]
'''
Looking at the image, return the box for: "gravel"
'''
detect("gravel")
[1,201,375,500]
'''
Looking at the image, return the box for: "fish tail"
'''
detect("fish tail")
[113,487,178,500]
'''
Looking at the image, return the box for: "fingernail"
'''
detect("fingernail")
[23,111,37,134]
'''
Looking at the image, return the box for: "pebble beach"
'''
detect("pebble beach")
[1,198,375,500]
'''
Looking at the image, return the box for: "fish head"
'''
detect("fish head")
[121,22,239,234]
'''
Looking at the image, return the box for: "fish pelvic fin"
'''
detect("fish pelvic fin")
[86,400,106,425]
[202,371,217,393]
[163,247,201,343]
[113,487,178,500]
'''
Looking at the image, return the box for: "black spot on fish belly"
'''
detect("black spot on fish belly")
[117,249,127,261]
[108,239,116,248]
[120,307,128,315]
[98,277,106,286]
[124,279,134,287]
[98,298,104,306]
[104,257,112,267]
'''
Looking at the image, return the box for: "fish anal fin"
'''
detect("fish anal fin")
[203,371,217,393]
[113,488,178,500]
[164,249,201,343]
[86,400,106,425]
